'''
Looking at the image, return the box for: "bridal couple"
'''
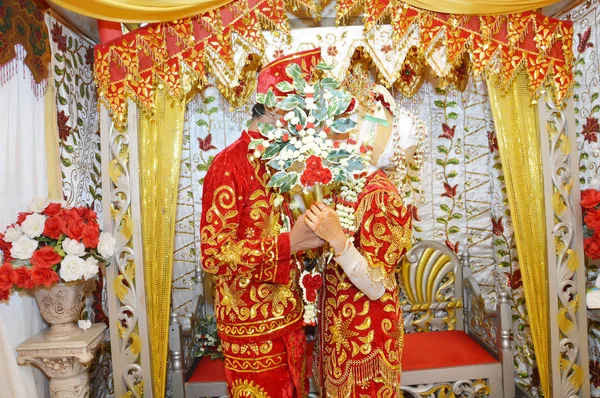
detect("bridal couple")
[200,48,422,398]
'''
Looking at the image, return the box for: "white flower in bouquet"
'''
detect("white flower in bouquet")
[78,319,92,330]
[63,238,87,257]
[4,225,22,242]
[98,232,116,258]
[83,257,100,280]
[21,213,47,238]
[60,255,88,282]
[27,197,50,213]
[10,236,38,260]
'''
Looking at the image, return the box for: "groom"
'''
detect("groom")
[200,48,324,398]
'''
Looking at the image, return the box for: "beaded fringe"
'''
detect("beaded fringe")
[324,355,401,398]
[0,44,48,99]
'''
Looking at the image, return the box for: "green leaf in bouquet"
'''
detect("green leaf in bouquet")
[276,81,295,93]
[293,77,307,95]
[276,95,300,111]
[316,62,334,71]
[280,173,299,192]
[264,89,277,108]
[331,118,357,134]
[345,157,367,172]
[258,122,275,137]
[262,143,282,160]
[334,94,353,116]
[249,139,263,150]
[313,104,328,122]
[267,171,299,193]
[286,63,303,80]
[294,107,308,127]
[326,149,349,163]
[267,157,290,171]
[256,92,267,104]
[321,77,339,90]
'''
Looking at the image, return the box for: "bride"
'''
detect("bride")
[305,84,425,398]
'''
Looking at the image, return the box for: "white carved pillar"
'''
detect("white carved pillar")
[16,324,106,398]
[538,94,590,398]
[100,102,154,398]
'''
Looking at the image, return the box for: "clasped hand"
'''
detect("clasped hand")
[290,214,325,253]
[304,203,347,255]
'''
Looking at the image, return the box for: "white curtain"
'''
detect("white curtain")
[0,45,50,398]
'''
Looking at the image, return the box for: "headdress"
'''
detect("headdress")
[257,48,322,98]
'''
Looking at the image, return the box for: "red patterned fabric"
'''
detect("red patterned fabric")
[257,48,322,97]
[403,330,497,370]
[315,170,412,398]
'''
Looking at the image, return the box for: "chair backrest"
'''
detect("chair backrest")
[399,241,464,333]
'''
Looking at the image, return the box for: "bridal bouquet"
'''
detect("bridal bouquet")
[0,197,115,301]
[252,63,371,325]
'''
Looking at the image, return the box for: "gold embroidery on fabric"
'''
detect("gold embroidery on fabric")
[218,305,303,338]
[225,352,287,373]
[230,379,271,398]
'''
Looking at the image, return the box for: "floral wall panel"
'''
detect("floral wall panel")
[45,15,111,398]
[567,0,600,395]
[46,14,101,216]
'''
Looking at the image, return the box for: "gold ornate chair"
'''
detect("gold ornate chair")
[399,241,514,398]
[170,240,515,398]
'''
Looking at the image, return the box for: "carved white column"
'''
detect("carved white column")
[16,324,106,398]
[538,94,590,398]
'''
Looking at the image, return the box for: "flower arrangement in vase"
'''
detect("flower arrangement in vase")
[0,197,115,339]
[252,62,371,325]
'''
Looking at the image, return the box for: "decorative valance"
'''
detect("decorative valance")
[0,0,50,96]
[94,0,574,127]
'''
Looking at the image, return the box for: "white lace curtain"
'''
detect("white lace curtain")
[0,45,50,398]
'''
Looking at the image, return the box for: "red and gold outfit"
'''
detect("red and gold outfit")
[316,170,412,398]
[200,130,307,398]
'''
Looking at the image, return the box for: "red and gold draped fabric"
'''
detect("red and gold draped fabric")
[338,2,574,103]
[0,0,50,95]
[94,0,574,127]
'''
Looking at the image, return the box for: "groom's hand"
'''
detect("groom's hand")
[290,214,325,253]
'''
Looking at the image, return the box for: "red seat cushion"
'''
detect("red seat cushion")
[403,330,497,371]
[188,341,316,383]
[189,332,497,383]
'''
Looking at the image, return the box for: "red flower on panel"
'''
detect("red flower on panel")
[198,134,217,152]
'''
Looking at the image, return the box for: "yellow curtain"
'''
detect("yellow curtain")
[402,0,560,14]
[138,89,185,397]
[44,82,62,201]
[486,70,551,397]
[49,0,233,23]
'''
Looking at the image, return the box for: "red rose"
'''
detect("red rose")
[43,216,65,239]
[323,126,331,134]
[306,122,314,129]
[64,219,86,241]
[11,267,33,289]
[42,202,63,217]
[347,139,356,145]
[296,124,303,131]
[256,144,265,153]
[63,208,82,224]
[0,234,12,262]
[282,134,289,142]
[31,266,59,287]
[333,141,340,149]
[83,222,100,248]
[585,236,600,259]
[83,208,98,223]
[17,212,32,225]
[582,189,600,209]
[301,273,322,303]
[360,145,367,153]
[585,208,600,233]
[0,262,13,291]
[0,289,9,301]
[30,246,62,268]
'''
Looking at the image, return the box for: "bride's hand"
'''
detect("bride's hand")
[304,203,347,254]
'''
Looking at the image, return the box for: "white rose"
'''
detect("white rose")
[298,155,305,162]
[323,92,333,100]
[28,197,50,213]
[305,85,314,94]
[274,130,282,139]
[253,150,261,158]
[318,131,327,139]
[63,238,86,257]
[307,116,315,123]
[263,141,270,148]
[78,320,92,330]
[60,255,87,282]
[267,131,275,140]
[10,236,38,260]
[4,225,23,242]
[290,137,297,145]
[285,111,295,121]
[307,128,316,136]
[83,257,99,280]
[21,213,47,238]
[276,119,283,128]
[306,103,317,111]
[291,117,299,126]
[294,141,302,149]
